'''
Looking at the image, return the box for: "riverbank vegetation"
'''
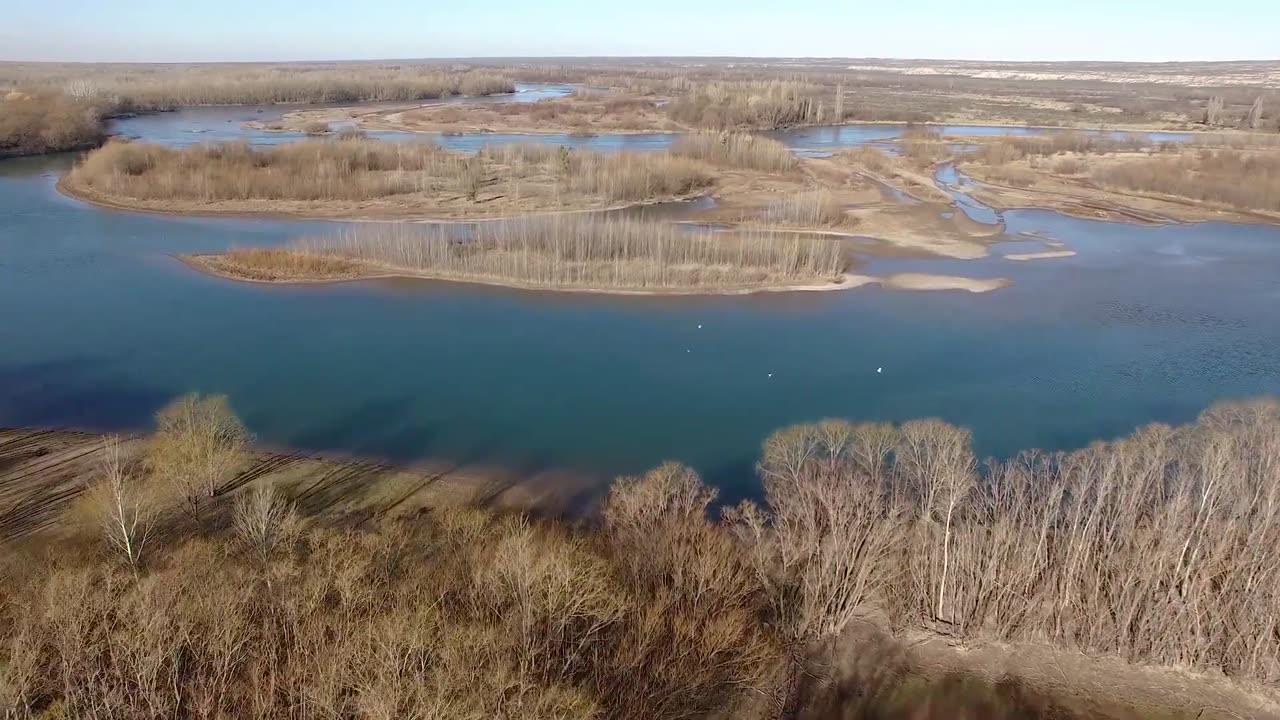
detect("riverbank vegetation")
[188,216,852,293]
[0,91,106,157]
[0,63,515,112]
[2,396,1278,718]
[1091,148,1280,213]
[670,131,796,172]
[959,135,1280,218]
[62,138,715,219]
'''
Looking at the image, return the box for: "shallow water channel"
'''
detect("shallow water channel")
[3,87,1278,497]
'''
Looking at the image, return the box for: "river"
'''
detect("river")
[3,85,1277,498]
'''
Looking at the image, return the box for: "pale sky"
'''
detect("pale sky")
[3,0,1278,63]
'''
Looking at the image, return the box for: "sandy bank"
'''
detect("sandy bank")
[880,273,1013,292]
[1004,249,1077,261]
[180,254,865,297]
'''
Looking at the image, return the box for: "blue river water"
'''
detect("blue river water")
[2,88,1277,497]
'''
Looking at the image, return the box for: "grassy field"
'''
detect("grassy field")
[188,216,852,293]
[2,396,1277,719]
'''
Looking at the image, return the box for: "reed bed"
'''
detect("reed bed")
[211,216,850,291]
[761,191,851,228]
[0,90,105,157]
[1,63,515,112]
[670,131,796,172]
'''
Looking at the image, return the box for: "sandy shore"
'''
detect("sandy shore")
[879,272,1013,292]
[1004,250,1077,261]
[180,254,868,296]
[183,255,1012,296]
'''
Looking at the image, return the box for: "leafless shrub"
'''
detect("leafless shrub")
[147,393,251,524]
[232,483,304,568]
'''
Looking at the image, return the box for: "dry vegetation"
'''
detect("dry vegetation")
[0,63,515,112]
[960,134,1280,217]
[368,93,678,135]
[1092,148,1280,213]
[192,216,851,293]
[760,191,852,229]
[3,395,1278,719]
[664,80,838,130]
[0,91,106,157]
[670,131,796,172]
[62,138,716,218]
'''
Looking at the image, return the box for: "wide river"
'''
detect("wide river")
[3,84,1278,497]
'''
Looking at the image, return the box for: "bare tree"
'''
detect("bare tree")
[895,420,976,624]
[232,484,304,576]
[85,436,158,576]
[833,84,845,123]
[1203,96,1225,126]
[148,393,252,525]
[739,421,904,641]
[1246,95,1265,130]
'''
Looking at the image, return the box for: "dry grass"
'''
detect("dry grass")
[0,90,105,157]
[969,132,1151,165]
[1091,148,1280,213]
[202,216,851,292]
[761,191,852,229]
[0,63,515,112]
[65,139,716,211]
[671,131,796,172]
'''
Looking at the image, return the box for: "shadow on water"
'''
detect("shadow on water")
[0,357,171,432]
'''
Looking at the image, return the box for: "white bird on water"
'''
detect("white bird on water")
[877,367,883,374]
[767,373,773,378]
[697,324,702,329]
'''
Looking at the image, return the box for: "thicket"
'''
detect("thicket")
[0,91,105,157]
[4,397,1279,718]
[204,216,850,291]
[66,138,715,207]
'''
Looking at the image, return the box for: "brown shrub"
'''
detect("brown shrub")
[1091,148,1280,213]
[0,91,104,157]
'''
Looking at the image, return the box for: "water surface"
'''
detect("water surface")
[3,103,1277,498]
